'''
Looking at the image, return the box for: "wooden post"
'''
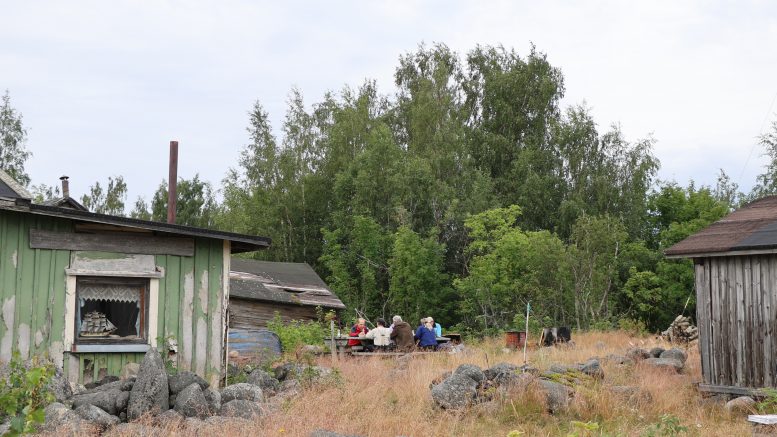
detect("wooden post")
[330,320,337,364]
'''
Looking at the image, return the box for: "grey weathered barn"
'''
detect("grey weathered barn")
[666,196,777,395]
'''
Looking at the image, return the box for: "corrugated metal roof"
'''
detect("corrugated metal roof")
[665,196,777,257]
[229,259,346,309]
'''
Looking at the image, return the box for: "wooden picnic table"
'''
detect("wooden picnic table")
[324,336,451,356]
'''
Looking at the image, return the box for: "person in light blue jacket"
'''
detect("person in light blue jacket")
[428,316,442,337]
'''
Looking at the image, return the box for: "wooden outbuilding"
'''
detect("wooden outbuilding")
[0,170,270,386]
[666,196,777,395]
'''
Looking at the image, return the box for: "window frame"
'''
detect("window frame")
[74,276,150,346]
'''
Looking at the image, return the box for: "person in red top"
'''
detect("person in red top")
[348,318,369,346]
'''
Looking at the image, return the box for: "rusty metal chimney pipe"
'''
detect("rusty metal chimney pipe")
[167,141,178,224]
[59,175,69,198]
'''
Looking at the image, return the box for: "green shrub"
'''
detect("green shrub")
[757,388,777,413]
[266,311,327,352]
[0,353,55,436]
[642,414,688,437]
[618,318,649,336]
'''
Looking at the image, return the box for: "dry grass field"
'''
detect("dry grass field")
[110,331,753,437]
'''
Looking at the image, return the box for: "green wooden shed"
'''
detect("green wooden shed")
[0,170,270,386]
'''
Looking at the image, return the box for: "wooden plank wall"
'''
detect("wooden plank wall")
[697,255,777,389]
[228,298,318,330]
[0,210,227,385]
[0,211,71,366]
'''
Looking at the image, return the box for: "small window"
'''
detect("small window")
[75,277,149,344]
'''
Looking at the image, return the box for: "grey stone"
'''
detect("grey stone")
[579,359,604,379]
[127,347,170,420]
[649,347,665,358]
[247,369,281,394]
[174,382,211,418]
[48,373,73,402]
[110,423,160,435]
[643,357,684,373]
[219,399,264,419]
[222,382,264,403]
[537,379,572,413]
[605,354,635,366]
[274,362,304,381]
[72,389,123,415]
[725,396,756,416]
[42,402,86,432]
[204,387,221,413]
[83,377,134,394]
[453,364,485,383]
[121,362,140,380]
[154,408,184,426]
[169,370,209,394]
[74,404,121,429]
[116,391,130,413]
[660,347,688,363]
[484,362,518,381]
[626,347,650,361]
[548,363,574,374]
[430,373,478,409]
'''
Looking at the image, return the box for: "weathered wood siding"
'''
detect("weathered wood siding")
[696,255,777,389]
[0,210,226,385]
[228,298,318,329]
[0,211,71,365]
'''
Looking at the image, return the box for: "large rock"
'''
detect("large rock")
[605,354,635,366]
[725,396,756,416]
[154,408,185,426]
[649,347,665,358]
[274,362,304,381]
[48,373,73,402]
[72,389,123,415]
[204,387,221,413]
[660,348,687,363]
[110,423,159,435]
[219,399,264,420]
[453,364,485,383]
[579,359,604,379]
[643,358,684,373]
[626,348,650,361]
[247,369,281,394]
[430,373,478,409]
[222,383,264,403]
[74,404,121,429]
[82,378,134,395]
[484,362,519,382]
[537,379,572,413]
[116,391,130,413]
[169,370,209,394]
[174,383,211,418]
[127,347,169,419]
[42,402,85,432]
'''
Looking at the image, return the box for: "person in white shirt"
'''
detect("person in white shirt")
[364,318,392,351]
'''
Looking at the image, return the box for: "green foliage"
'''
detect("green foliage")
[141,175,218,228]
[0,353,55,436]
[0,91,31,186]
[80,175,128,215]
[756,388,777,413]
[567,420,600,437]
[642,414,688,437]
[266,312,327,352]
[617,317,649,336]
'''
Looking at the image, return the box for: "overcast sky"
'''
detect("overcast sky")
[2,1,776,205]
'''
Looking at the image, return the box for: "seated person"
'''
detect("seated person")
[365,318,391,351]
[389,315,415,352]
[348,318,369,347]
[416,319,438,351]
[428,316,442,337]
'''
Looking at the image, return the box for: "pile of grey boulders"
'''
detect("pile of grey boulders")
[41,348,328,433]
[623,346,687,373]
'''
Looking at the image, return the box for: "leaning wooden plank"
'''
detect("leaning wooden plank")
[30,229,194,256]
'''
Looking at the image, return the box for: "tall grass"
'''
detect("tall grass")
[103,331,751,436]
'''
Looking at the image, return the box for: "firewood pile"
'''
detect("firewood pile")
[661,315,698,343]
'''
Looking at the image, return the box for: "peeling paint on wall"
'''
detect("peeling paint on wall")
[17,323,30,359]
[199,271,209,314]
[181,272,194,370]
[49,341,64,368]
[10,250,16,269]
[34,330,43,347]
[196,318,207,375]
[0,296,15,361]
